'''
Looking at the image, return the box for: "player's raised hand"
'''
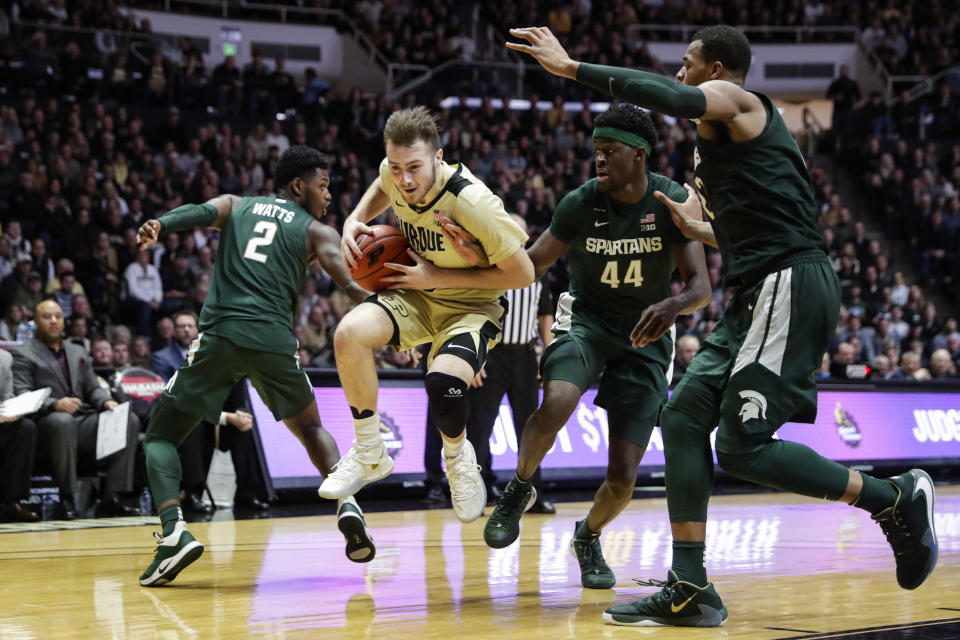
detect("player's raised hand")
[435,211,490,267]
[655,184,704,238]
[341,217,374,270]
[382,249,437,290]
[507,27,579,79]
[137,220,162,251]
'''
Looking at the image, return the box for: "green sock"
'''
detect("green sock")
[159,504,182,537]
[514,473,530,486]
[854,473,900,515]
[671,541,707,586]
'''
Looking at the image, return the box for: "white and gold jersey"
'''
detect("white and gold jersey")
[378,159,527,304]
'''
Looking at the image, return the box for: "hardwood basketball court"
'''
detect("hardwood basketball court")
[2,486,958,639]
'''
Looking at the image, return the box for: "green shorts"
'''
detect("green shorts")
[162,331,314,424]
[540,305,671,448]
[665,253,841,454]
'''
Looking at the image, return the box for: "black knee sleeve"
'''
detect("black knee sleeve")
[425,372,468,439]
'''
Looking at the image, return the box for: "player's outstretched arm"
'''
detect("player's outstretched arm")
[341,178,392,270]
[526,229,569,280]
[137,194,240,250]
[308,221,371,304]
[630,240,710,349]
[508,27,752,122]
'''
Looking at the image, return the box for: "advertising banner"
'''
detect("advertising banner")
[249,382,960,488]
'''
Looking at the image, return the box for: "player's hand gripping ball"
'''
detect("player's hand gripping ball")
[348,225,414,292]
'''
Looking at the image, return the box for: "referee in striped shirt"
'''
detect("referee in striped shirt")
[467,215,556,514]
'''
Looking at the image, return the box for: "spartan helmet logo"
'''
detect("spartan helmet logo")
[366,245,385,268]
[738,390,768,423]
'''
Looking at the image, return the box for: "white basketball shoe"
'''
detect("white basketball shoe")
[444,439,486,523]
[318,442,394,499]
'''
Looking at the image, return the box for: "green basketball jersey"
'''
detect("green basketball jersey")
[693,90,827,286]
[549,173,692,366]
[200,196,313,354]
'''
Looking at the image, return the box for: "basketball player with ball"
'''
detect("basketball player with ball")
[319,106,534,523]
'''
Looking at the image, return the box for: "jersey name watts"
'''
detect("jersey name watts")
[250,201,297,224]
[584,235,663,256]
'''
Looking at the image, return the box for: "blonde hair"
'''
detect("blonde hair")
[383,106,440,150]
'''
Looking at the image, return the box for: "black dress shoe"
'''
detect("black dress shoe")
[528,496,556,514]
[0,502,40,522]
[56,498,79,520]
[95,498,139,518]
[234,491,269,511]
[182,492,215,513]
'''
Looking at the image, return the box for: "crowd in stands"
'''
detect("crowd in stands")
[0,0,956,399]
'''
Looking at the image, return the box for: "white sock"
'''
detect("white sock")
[354,412,383,452]
[442,435,465,459]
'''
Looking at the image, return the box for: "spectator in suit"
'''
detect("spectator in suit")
[0,348,40,522]
[150,308,196,381]
[12,300,140,519]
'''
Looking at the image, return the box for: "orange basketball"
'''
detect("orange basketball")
[349,225,414,292]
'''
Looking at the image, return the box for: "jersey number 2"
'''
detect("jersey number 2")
[694,177,715,220]
[243,221,278,263]
[600,260,643,288]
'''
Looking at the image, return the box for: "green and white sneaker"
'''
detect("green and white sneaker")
[603,571,727,627]
[483,477,537,549]
[139,520,204,587]
[570,520,616,589]
[338,499,376,563]
[873,468,938,590]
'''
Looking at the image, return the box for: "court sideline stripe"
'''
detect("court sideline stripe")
[773,616,960,639]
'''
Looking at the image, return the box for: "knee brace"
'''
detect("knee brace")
[424,372,468,439]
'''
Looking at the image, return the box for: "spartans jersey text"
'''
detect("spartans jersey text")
[585,236,663,255]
